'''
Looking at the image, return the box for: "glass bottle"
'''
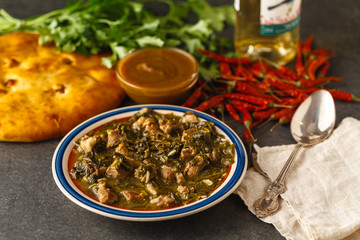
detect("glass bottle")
[234,0,301,64]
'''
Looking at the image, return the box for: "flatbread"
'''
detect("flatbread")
[0,32,125,142]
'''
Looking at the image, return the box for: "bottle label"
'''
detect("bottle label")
[260,0,301,36]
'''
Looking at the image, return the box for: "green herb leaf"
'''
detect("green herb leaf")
[136,36,164,48]
[0,0,235,68]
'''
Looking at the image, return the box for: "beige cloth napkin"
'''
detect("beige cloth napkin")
[235,117,360,240]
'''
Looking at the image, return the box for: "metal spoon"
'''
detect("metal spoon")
[254,90,336,218]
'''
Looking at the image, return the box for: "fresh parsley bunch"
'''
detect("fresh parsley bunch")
[0,0,235,68]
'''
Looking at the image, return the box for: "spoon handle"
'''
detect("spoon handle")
[276,143,303,183]
[254,143,303,218]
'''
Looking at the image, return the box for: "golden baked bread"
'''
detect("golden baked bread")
[0,32,125,142]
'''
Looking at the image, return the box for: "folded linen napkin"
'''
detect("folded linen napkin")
[235,117,360,240]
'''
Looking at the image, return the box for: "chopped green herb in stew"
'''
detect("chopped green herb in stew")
[70,108,235,210]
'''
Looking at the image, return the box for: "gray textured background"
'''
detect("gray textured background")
[1,0,360,239]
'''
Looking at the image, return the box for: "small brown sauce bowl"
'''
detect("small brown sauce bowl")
[115,47,198,104]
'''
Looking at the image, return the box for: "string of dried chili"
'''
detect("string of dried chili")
[189,38,357,145]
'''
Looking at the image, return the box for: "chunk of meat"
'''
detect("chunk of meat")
[79,135,101,152]
[150,195,175,208]
[115,143,134,158]
[161,165,175,183]
[181,128,196,142]
[106,164,129,180]
[134,164,157,183]
[142,117,156,127]
[158,119,182,135]
[206,148,221,162]
[179,111,199,124]
[180,147,197,162]
[121,190,145,202]
[145,183,158,196]
[106,128,124,148]
[96,182,118,204]
[177,185,189,195]
[184,155,208,178]
[175,173,185,185]
[145,124,165,140]
[132,116,145,130]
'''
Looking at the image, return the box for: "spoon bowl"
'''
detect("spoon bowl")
[291,90,336,145]
[254,90,336,218]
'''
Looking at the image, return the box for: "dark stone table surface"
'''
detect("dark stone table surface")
[1,0,359,239]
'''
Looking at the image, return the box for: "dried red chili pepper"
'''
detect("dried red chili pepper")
[329,89,360,102]
[235,105,256,141]
[182,88,204,108]
[230,100,267,112]
[244,120,262,150]
[195,96,223,111]
[279,94,307,107]
[198,49,250,65]
[305,88,360,102]
[219,62,232,75]
[311,48,334,57]
[317,60,330,78]
[278,65,298,80]
[272,108,294,120]
[225,103,242,122]
[256,107,293,128]
[235,81,274,100]
[270,109,296,132]
[235,65,256,81]
[248,66,265,78]
[243,128,253,145]
[252,60,268,72]
[252,108,279,121]
[307,54,329,80]
[273,89,305,98]
[254,81,270,92]
[303,87,322,94]
[263,58,298,81]
[303,35,314,60]
[264,75,299,91]
[218,93,269,106]
[300,77,343,89]
[220,74,246,81]
[296,40,305,76]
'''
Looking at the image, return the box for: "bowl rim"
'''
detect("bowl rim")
[52,104,247,221]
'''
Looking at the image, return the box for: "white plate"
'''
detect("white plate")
[52,104,248,221]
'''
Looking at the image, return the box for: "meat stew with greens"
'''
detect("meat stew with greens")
[70,108,235,210]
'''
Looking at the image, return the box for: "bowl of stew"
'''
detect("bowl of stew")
[52,105,247,221]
